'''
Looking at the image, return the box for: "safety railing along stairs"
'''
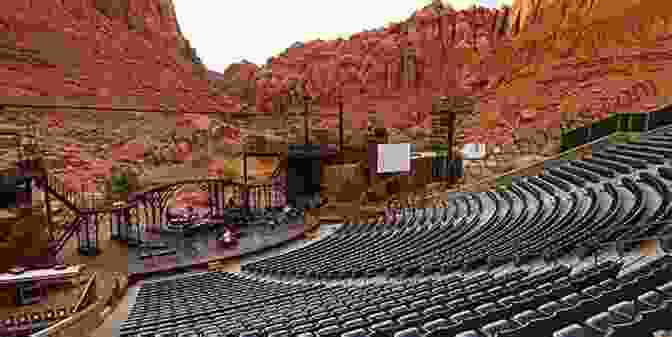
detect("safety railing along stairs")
[17,159,87,256]
[35,174,89,255]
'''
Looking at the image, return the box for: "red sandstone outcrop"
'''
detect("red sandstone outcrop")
[462,0,672,144]
[1,0,246,193]
[244,3,507,130]
[227,0,672,148]
[0,0,240,112]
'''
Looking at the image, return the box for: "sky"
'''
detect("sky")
[173,0,514,73]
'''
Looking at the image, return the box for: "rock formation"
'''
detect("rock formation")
[234,2,508,131]
[215,0,672,151]
[2,0,672,201]
[0,0,240,112]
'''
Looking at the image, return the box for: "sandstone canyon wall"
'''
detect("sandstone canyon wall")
[245,2,510,132]
[470,0,672,145]
[0,0,240,112]
[3,0,672,198]
[224,0,672,149]
[0,0,248,194]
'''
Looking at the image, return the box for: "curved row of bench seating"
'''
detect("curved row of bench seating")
[118,125,672,337]
[119,257,672,337]
[242,126,672,279]
[127,272,320,323]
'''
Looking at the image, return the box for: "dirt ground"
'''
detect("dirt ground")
[0,206,129,326]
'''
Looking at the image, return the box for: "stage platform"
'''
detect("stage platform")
[126,218,307,283]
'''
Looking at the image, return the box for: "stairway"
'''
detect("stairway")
[0,118,89,256]
[30,174,87,255]
[46,215,82,255]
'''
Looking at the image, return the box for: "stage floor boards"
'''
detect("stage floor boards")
[124,219,305,276]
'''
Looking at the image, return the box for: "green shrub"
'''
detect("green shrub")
[607,132,641,144]
[558,149,577,161]
[495,176,513,190]
[110,174,129,194]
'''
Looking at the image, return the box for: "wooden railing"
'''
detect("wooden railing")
[47,215,81,255]
[29,273,128,337]
[40,174,106,210]
[73,273,96,313]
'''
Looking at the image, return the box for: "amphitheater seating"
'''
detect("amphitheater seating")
[119,257,671,337]
[117,125,672,337]
[592,151,648,169]
[583,157,633,175]
[239,125,672,279]
[125,272,321,325]
[568,160,618,179]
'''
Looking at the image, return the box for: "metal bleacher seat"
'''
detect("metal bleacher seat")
[593,151,649,169]
[117,123,672,337]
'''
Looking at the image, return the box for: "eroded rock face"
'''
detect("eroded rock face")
[508,0,672,35]
[0,0,239,112]
[240,3,510,130]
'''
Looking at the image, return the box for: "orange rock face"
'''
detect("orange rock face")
[0,0,240,113]
[248,4,507,131]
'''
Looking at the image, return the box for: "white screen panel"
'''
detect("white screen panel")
[377,143,411,173]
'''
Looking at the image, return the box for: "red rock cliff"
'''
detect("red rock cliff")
[246,2,510,131]
[0,0,240,112]
[239,0,672,147]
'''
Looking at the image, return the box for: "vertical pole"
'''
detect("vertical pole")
[447,103,456,187]
[44,175,53,241]
[338,96,344,152]
[207,124,214,157]
[243,151,248,214]
[304,95,311,145]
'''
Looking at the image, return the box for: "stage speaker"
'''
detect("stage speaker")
[0,175,30,209]
[661,237,672,253]
[287,157,321,209]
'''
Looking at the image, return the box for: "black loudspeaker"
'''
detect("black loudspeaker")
[287,157,321,210]
[661,237,672,253]
[0,175,30,209]
[616,241,626,258]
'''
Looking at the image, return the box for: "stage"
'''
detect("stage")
[125,216,306,282]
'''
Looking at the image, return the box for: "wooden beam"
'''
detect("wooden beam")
[304,96,311,145]
[44,177,53,241]
[73,272,96,313]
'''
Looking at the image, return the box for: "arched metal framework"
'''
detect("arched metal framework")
[72,178,287,254]
[106,179,282,244]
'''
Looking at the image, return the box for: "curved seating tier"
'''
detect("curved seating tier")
[120,257,672,337]
[118,124,672,337]
[241,127,672,280]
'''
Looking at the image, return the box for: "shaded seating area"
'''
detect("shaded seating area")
[119,257,671,337]
[241,125,672,279]
[117,125,672,337]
